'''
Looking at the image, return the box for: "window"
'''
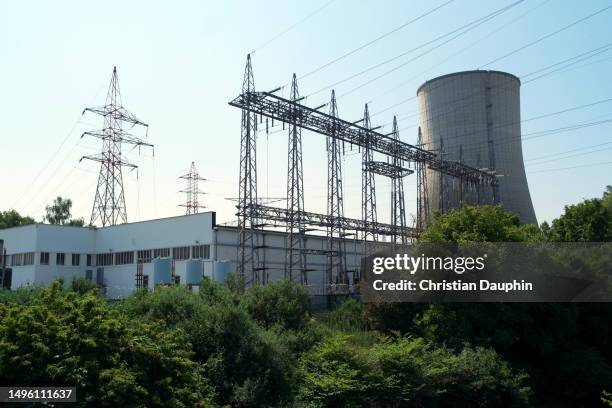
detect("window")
[56,253,65,266]
[96,253,113,266]
[72,254,80,266]
[11,254,23,266]
[137,249,152,263]
[86,254,93,266]
[153,248,170,258]
[172,246,190,260]
[115,251,134,265]
[40,252,50,265]
[23,252,34,266]
[192,245,210,259]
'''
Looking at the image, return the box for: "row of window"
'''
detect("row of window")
[2,245,211,267]
[1,252,35,267]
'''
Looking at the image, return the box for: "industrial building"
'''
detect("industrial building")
[417,70,537,225]
[0,212,367,298]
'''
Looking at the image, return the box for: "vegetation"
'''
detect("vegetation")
[0,186,610,406]
[0,209,35,229]
[44,196,85,226]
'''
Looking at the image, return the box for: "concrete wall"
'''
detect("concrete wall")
[417,70,537,224]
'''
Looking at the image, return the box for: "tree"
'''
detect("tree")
[419,205,543,243]
[44,196,84,226]
[0,281,215,407]
[550,197,612,242]
[0,209,35,229]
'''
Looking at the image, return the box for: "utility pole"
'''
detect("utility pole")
[416,127,430,231]
[81,66,153,227]
[285,73,306,283]
[179,161,206,214]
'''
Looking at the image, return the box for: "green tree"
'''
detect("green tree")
[44,196,85,226]
[120,284,296,407]
[0,209,35,229]
[550,190,612,242]
[297,334,531,408]
[419,205,543,243]
[0,281,215,407]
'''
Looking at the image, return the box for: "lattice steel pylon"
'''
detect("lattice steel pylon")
[179,161,206,215]
[390,116,407,245]
[326,90,346,286]
[285,74,306,283]
[81,66,152,227]
[361,104,378,244]
[416,126,430,232]
[237,54,261,284]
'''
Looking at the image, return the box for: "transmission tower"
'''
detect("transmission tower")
[81,66,153,227]
[390,116,407,245]
[326,90,346,286]
[285,73,306,283]
[179,161,206,214]
[416,127,430,232]
[237,54,262,284]
[361,104,378,243]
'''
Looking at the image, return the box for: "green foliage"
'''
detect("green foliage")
[0,281,214,407]
[603,390,612,407]
[120,284,296,407]
[242,279,311,331]
[0,209,35,230]
[71,276,98,295]
[44,196,84,226]
[419,205,543,243]
[297,334,531,408]
[550,197,612,242]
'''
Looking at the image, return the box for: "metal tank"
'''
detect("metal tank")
[416,70,537,225]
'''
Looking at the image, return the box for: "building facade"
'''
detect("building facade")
[0,212,370,298]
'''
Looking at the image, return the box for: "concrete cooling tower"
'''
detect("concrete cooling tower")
[417,70,537,225]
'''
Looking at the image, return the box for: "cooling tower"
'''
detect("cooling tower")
[417,70,537,225]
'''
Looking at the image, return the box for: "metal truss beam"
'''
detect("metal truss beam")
[229,91,498,186]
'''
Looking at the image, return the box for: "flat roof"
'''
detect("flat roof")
[416,70,520,95]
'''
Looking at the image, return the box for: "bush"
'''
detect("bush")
[0,281,214,407]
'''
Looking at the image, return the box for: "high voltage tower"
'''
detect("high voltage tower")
[361,104,378,245]
[326,90,347,286]
[179,161,206,215]
[81,67,153,227]
[285,74,307,283]
[230,55,498,291]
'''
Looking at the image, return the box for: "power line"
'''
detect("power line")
[337,1,524,99]
[528,160,612,174]
[305,0,524,99]
[525,141,612,162]
[250,0,338,54]
[299,0,455,80]
[369,0,552,110]
[479,2,612,68]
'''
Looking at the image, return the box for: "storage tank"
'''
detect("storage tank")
[185,259,203,285]
[153,257,172,285]
[417,70,537,224]
[212,261,230,283]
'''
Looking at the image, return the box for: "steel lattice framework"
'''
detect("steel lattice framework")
[361,104,378,244]
[81,67,152,227]
[230,55,497,287]
[179,161,206,214]
[326,90,347,285]
[285,74,307,283]
[236,54,263,284]
[229,90,499,186]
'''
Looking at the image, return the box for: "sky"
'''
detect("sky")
[1,0,611,227]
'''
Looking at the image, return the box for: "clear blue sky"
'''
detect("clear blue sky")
[1,0,611,226]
